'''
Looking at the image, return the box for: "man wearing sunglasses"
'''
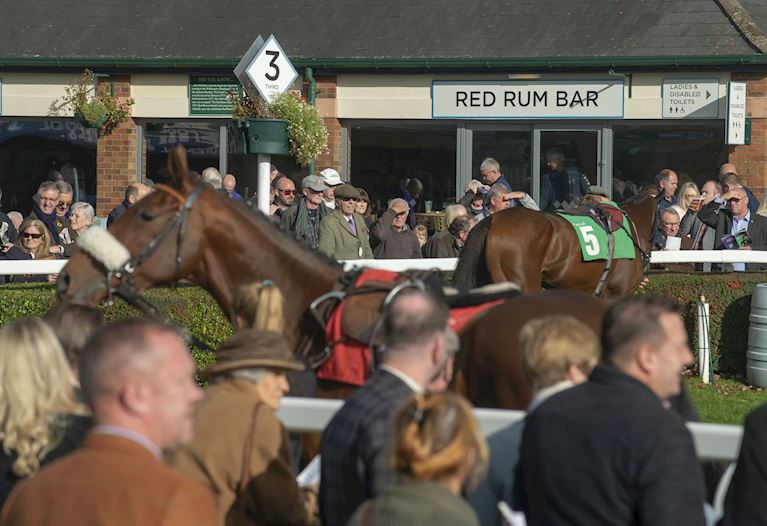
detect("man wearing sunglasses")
[280,175,331,250]
[269,176,296,223]
[698,188,767,271]
[370,198,422,259]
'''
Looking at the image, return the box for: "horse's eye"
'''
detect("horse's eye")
[140,210,157,221]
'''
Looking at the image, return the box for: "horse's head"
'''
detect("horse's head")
[58,146,210,306]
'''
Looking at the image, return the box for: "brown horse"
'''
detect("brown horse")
[454,191,657,297]
[56,146,607,412]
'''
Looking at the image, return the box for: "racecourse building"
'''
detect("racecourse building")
[1,0,767,215]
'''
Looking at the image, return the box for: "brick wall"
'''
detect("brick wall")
[730,73,767,199]
[95,76,138,216]
[313,76,346,178]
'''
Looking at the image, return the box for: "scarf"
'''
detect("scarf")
[292,199,328,246]
[32,204,61,245]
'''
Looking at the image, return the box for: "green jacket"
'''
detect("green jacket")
[318,209,373,260]
[348,478,480,526]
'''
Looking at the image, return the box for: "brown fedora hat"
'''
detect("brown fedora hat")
[202,329,304,379]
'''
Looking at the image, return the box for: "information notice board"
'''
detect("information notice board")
[189,76,240,116]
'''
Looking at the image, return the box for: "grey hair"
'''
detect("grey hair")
[55,181,73,194]
[70,202,95,223]
[229,368,269,384]
[36,181,59,197]
[444,204,467,225]
[661,208,680,221]
[479,158,500,174]
[388,197,410,211]
[201,167,222,189]
[489,183,510,199]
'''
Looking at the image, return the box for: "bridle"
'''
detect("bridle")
[67,182,211,349]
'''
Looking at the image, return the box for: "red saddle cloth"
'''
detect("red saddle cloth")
[316,269,502,386]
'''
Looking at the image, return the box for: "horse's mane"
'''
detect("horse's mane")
[619,186,656,209]
[229,197,343,271]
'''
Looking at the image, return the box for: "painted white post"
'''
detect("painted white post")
[257,154,271,215]
[697,296,711,384]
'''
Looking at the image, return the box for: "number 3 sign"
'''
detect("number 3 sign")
[238,34,299,103]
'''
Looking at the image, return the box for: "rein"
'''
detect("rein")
[72,182,212,351]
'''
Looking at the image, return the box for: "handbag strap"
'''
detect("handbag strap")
[237,400,264,514]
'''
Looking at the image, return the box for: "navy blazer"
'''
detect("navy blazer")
[721,402,767,526]
[319,369,414,526]
[516,364,705,526]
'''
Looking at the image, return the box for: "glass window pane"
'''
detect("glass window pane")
[144,122,222,184]
[472,130,531,193]
[0,119,97,215]
[612,123,727,201]
[539,131,597,211]
[350,124,456,213]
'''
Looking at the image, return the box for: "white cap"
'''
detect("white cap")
[320,168,343,187]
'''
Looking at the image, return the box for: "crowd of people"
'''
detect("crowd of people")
[1,284,766,525]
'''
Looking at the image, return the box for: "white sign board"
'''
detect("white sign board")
[726,81,747,145]
[431,80,624,119]
[662,78,719,119]
[239,34,298,103]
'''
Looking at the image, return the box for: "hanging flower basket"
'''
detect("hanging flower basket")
[237,118,290,156]
[62,69,134,136]
[228,91,327,165]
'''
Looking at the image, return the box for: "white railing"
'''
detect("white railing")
[4,250,767,275]
[277,397,743,462]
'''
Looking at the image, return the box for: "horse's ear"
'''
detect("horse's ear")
[167,145,194,191]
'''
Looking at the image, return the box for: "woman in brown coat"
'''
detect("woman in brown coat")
[171,330,319,525]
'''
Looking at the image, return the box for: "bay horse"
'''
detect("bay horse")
[453,191,657,297]
[56,146,607,412]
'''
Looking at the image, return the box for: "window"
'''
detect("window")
[144,121,223,184]
[350,123,457,213]
[472,130,532,193]
[612,123,727,201]
[0,119,97,215]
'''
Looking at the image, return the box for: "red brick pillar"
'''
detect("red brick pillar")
[730,73,767,199]
[314,76,345,177]
[95,75,138,217]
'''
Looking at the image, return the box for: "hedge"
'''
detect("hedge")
[0,283,229,371]
[2,272,765,376]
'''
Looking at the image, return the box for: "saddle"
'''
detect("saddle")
[563,202,625,233]
[313,269,519,386]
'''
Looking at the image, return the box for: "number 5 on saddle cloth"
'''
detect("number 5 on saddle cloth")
[558,202,636,262]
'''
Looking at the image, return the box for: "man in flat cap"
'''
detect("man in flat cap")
[281,175,332,250]
[172,330,319,525]
[319,184,373,260]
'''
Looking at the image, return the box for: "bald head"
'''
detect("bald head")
[126,183,150,205]
[223,174,237,193]
[719,163,737,179]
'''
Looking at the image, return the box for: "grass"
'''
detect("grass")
[686,376,765,425]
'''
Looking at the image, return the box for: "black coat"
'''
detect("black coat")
[720,402,767,526]
[319,369,414,526]
[697,199,767,270]
[516,364,705,526]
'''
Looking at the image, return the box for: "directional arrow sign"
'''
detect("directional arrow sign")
[727,82,747,145]
[662,78,719,119]
[234,34,298,103]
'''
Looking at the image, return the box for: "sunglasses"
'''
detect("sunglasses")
[57,201,72,208]
[337,196,355,202]
[22,232,43,239]
[728,197,742,203]
[277,189,296,195]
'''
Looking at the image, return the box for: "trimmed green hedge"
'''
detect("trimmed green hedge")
[2,273,765,376]
[0,283,229,371]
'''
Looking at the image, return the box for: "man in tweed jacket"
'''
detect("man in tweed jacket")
[319,289,452,526]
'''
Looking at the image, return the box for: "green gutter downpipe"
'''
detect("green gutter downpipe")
[305,67,318,176]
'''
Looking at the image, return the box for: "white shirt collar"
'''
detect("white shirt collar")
[380,365,424,394]
[528,379,576,413]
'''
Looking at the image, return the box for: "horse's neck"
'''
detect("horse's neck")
[197,202,342,320]
[626,196,657,251]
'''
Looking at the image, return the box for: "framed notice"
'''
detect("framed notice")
[0,79,3,116]
[188,76,240,116]
[726,81,747,145]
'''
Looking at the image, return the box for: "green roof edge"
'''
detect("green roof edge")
[0,54,766,69]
